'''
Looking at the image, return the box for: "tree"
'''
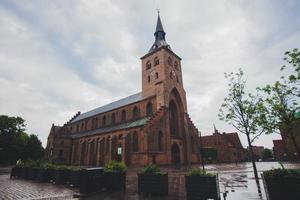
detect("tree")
[262,148,273,161]
[218,68,266,181]
[0,115,44,164]
[257,49,300,160]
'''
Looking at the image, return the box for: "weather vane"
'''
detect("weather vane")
[156,8,160,15]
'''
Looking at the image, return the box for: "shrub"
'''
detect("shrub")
[264,168,300,179]
[141,164,165,175]
[187,168,215,177]
[104,160,127,173]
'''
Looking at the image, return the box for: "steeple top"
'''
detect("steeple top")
[148,13,171,53]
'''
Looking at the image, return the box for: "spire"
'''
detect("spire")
[148,12,171,53]
[213,123,218,133]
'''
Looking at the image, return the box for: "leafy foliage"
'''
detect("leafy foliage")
[187,168,215,177]
[262,148,273,161]
[104,160,127,172]
[264,168,300,179]
[0,115,44,165]
[141,164,165,175]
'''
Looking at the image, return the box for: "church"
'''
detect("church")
[46,14,201,167]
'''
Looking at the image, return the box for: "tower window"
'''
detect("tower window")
[154,57,159,66]
[174,61,178,70]
[168,57,172,66]
[146,61,151,70]
[148,75,150,83]
[169,100,179,136]
[121,110,126,122]
[155,72,159,79]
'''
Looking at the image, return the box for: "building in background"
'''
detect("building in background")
[249,146,265,161]
[46,14,201,167]
[199,127,247,163]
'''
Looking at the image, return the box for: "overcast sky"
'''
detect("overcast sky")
[1,0,299,148]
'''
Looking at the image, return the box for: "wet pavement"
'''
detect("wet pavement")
[1,162,300,200]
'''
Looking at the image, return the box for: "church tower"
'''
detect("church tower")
[141,14,187,113]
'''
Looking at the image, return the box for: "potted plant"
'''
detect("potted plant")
[104,160,127,191]
[185,168,220,200]
[138,164,168,196]
[262,168,300,200]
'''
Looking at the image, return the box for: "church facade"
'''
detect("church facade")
[46,15,201,167]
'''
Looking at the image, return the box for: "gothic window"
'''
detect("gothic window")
[169,100,179,136]
[154,57,159,66]
[146,60,151,70]
[170,72,173,79]
[95,117,98,128]
[158,131,163,152]
[77,124,79,132]
[60,140,64,147]
[80,141,86,165]
[70,126,73,132]
[111,113,116,124]
[102,116,106,126]
[132,106,139,119]
[132,132,139,152]
[59,149,63,157]
[106,137,110,155]
[155,72,159,79]
[174,61,178,70]
[81,123,84,131]
[168,57,172,66]
[121,110,126,122]
[146,102,153,115]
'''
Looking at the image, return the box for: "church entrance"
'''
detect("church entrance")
[171,143,180,165]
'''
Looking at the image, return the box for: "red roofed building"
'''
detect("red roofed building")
[200,127,247,163]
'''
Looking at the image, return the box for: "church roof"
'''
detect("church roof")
[71,117,149,138]
[70,92,148,123]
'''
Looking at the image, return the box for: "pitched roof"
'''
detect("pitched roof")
[71,117,149,138]
[71,92,147,123]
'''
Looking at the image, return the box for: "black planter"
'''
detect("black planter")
[104,171,126,191]
[28,168,38,180]
[35,168,54,182]
[52,169,70,185]
[185,175,220,200]
[20,167,29,179]
[138,173,168,196]
[262,174,300,200]
[69,170,82,187]
[79,167,105,194]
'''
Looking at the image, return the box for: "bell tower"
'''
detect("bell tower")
[141,13,187,112]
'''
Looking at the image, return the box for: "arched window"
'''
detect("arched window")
[148,75,150,83]
[158,131,163,151]
[155,72,159,79]
[174,61,178,70]
[111,113,116,124]
[154,57,159,66]
[167,57,172,66]
[80,141,86,165]
[60,140,64,147]
[121,110,126,122]
[106,137,110,155]
[132,132,139,152]
[95,117,98,128]
[76,124,79,132]
[102,116,106,126]
[169,100,179,136]
[81,123,84,131]
[132,106,139,119]
[146,102,153,115]
[146,60,151,70]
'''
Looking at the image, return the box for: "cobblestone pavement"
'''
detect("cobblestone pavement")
[0,169,77,200]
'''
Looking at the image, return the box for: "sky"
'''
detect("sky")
[0,0,300,148]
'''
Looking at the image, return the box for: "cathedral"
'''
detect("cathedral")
[46,14,201,167]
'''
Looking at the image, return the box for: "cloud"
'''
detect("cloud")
[1,0,299,148]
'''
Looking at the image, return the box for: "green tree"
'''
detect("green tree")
[218,69,266,180]
[262,148,273,161]
[257,49,300,160]
[0,115,44,164]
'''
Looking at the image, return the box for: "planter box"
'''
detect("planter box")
[28,168,38,180]
[262,173,300,200]
[185,175,220,200]
[10,167,21,178]
[104,171,126,191]
[79,167,104,194]
[20,167,29,179]
[35,168,54,182]
[52,169,70,185]
[69,170,82,187]
[138,173,168,196]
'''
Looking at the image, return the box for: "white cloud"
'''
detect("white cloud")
[1,0,299,148]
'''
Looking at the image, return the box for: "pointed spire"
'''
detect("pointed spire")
[213,123,218,133]
[155,14,164,33]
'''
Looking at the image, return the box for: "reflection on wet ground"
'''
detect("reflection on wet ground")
[206,162,300,200]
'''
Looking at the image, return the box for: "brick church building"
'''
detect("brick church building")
[46,14,201,167]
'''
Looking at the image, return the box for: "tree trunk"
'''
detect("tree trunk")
[246,133,259,180]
